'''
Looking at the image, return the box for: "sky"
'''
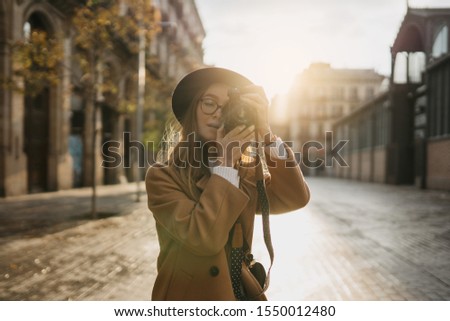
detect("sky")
[195,0,450,99]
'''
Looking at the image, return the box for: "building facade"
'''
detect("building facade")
[332,7,450,191]
[287,63,386,175]
[151,0,205,80]
[0,0,205,197]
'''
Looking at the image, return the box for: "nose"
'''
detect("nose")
[212,106,223,118]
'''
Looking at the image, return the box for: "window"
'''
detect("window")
[315,87,325,99]
[432,25,448,58]
[23,22,31,39]
[408,52,426,83]
[365,87,374,100]
[393,51,425,84]
[374,108,388,147]
[316,105,325,118]
[394,52,407,84]
[358,117,370,149]
[332,86,343,99]
[428,59,450,138]
[333,105,343,117]
[349,86,358,101]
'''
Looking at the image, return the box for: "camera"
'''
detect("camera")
[222,88,257,134]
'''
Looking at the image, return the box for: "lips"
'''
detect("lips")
[207,123,221,129]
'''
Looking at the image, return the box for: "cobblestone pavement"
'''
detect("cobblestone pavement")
[0,183,156,300]
[1,178,449,300]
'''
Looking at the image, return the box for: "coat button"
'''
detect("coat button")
[209,266,220,277]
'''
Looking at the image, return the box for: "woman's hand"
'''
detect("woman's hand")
[239,85,275,144]
[214,124,256,167]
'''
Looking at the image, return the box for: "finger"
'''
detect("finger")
[242,124,255,133]
[240,85,266,97]
[240,91,266,100]
[239,138,257,157]
[240,86,269,104]
[242,131,257,143]
[216,124,225,140]
[236,131,257,147]
[233,125,255,139]
[240,96,268,109]
[224,124,247,138]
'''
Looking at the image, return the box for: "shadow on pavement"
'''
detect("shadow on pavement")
[0,191,142,242]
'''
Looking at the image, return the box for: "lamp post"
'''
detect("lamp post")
[134,21,176,202]
[135,25,146,202]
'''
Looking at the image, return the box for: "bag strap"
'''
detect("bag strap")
[230,223,246,300]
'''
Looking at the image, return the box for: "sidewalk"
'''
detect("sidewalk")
[0,183,145,242]
[1,177,450,300]
[0,182,156,300]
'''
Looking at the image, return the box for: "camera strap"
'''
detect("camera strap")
[255,143,274,293]
[229,142,274,300]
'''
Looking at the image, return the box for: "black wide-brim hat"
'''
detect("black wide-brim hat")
[172,67,253,122]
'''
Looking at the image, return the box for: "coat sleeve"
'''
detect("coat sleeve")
[264,143,310,214]
[145,165,249,256]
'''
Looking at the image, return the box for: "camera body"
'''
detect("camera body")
[222,88,257,134]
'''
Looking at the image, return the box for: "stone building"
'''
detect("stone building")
[332,7,450,191]
[0,0,205,197]
[152,0,205,80]
[287,63,386,176]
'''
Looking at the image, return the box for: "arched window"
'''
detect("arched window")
[408,52,426,83]
[432,25,448,58]
[21,12,54,193]
[394,52,407,84]
[393,51,425,84]
[25,12,49,35]
[23,21,31,39]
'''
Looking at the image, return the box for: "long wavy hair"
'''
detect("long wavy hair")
[157,88,209,199]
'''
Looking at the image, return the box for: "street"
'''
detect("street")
[1,177,450,300]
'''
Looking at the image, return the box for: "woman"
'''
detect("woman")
[145,67,310,300]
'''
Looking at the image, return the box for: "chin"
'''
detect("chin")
[200,129,217,142]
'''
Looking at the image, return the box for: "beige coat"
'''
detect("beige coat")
[145,145,310,300]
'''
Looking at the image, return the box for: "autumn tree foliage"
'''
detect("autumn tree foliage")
[11,28,63,97]
[11,0,171,173]
[11,0,162,109]
[71,0,163,215]
[11,0,168,215]
[72,0,161,106]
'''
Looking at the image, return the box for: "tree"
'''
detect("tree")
[71,0,161,217]
[10,29,63,97]
[7,1,165,214]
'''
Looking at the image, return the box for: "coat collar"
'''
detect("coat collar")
[195,173,210,191]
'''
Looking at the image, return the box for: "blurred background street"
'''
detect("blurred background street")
[1,177,449,301]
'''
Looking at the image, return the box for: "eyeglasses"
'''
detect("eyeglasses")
[199,97,225,115]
